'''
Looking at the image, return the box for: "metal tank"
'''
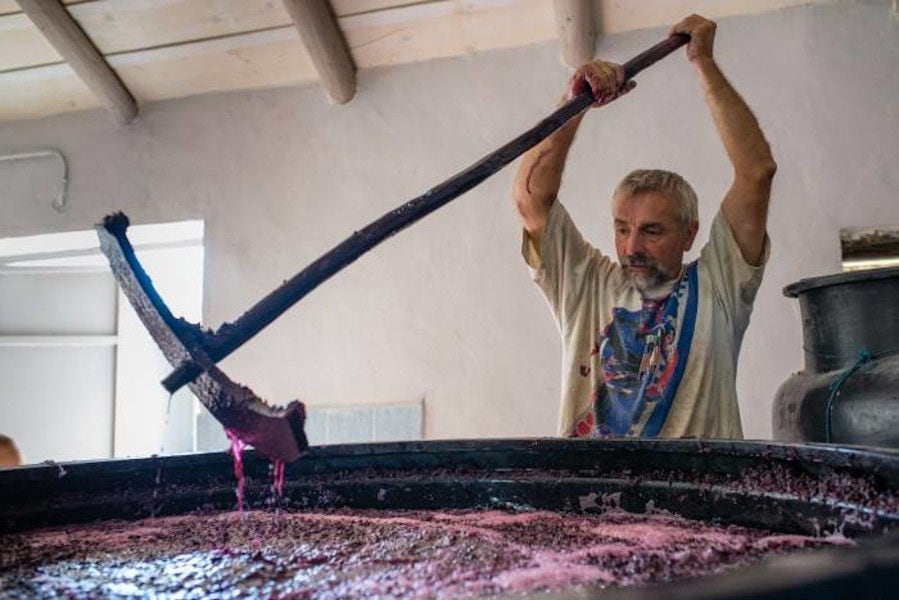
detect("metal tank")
[773,266,899,447]
[1,439,898,599]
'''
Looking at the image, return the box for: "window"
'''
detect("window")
[0,221,204,464]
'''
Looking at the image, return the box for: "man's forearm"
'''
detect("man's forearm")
[695,58,776,180]
[693,54,775,265]
[513,105,585,239]
[513,60,630,242]
[671,13,774,264]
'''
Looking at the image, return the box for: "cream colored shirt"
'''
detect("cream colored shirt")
[523,200,768,439]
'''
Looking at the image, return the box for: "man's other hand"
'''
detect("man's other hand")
[671,14,716,64]
[567,60,636,107]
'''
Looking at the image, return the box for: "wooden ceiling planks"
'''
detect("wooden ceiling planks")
[0,0,80,17]
[110,28,314,104]
[0,12,61,71]
[4,0,293,73]
[0,0,433,72]
[0,62,99,119]
[63,0,292,54]
[0,0,434,119]
[0,0,831,122]
[344,0,555,68]
[3,0,433,69]
[331,0,436,16]
[0,0,554,121]
[0,30,314,120]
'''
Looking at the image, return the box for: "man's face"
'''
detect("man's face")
[612,191,698,292]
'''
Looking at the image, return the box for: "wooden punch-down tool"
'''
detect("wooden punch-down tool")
[97,35,690,463]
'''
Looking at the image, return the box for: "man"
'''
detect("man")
[514,15,776,439]
[0,434,22,468]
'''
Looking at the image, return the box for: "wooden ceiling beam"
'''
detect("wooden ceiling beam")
[282,0,356,104]
[553,0,596,68]
[17,0,137,125]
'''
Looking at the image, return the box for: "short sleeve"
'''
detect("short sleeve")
[521,200,614,330]
[699,211,770,332]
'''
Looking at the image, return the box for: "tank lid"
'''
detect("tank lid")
[783,266,899,297]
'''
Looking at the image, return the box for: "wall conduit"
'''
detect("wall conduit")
[0,149,69,212]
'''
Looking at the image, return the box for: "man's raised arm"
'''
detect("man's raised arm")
[513,62,634,248]
[673,15,777,266]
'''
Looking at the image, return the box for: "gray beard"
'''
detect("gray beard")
[624,267,667,292]
[621,255,673,293]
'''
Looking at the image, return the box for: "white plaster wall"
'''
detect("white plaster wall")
[1,2,896,444]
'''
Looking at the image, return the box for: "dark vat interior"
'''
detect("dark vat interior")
[2,438,898,599]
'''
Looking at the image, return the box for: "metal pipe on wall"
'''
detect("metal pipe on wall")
[0,148,69,212]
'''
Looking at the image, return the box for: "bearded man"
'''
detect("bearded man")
[514,15,776,439]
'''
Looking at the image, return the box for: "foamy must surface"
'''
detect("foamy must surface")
[0,508,851,599]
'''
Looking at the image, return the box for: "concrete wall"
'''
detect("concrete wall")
[1,2,896,444]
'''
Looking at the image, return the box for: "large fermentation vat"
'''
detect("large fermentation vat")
[1,439,897,598]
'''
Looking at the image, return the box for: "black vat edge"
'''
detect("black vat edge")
[782,266,899,297]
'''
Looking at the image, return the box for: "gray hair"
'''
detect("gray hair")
[612,169,698,231]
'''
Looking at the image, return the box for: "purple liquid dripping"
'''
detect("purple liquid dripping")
[225,429,247,513]
[273,459,285,503]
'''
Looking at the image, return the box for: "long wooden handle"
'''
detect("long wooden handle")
[162,34,691,393]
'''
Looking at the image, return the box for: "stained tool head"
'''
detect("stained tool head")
[97,212,308,463]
